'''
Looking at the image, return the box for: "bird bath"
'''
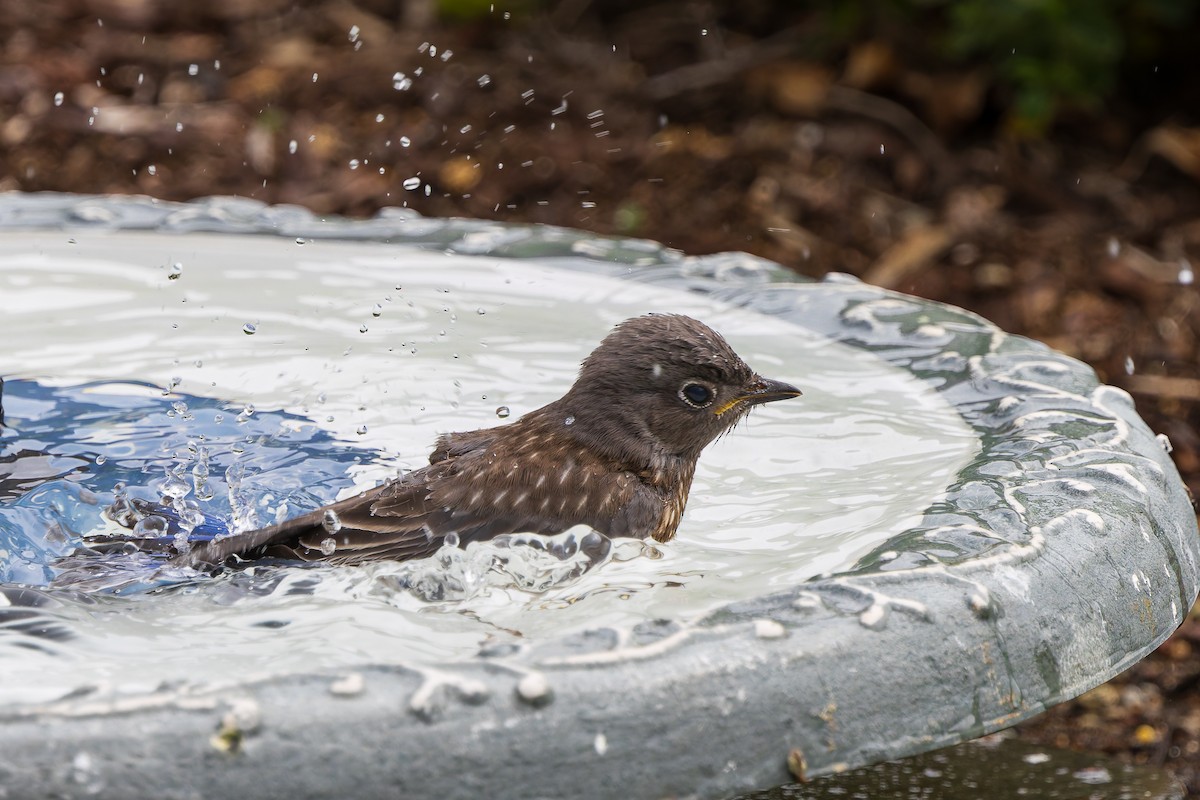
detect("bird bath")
[0,194,1196,799]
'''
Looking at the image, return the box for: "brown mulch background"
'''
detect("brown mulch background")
[3,0,1200,790]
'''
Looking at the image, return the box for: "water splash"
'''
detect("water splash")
[376,528,612,602]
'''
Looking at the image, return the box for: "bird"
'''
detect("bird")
[110,313,802,568]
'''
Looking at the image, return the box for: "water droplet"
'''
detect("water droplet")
[295,237,307,245]
[477,74,491,88]
[399,136,411,148]
[175,122,183,132]
[403,177,421,190]
[242,322,257,335]
[288,139,298,154]
[322,510,342,534]
[319,537,337,556]
[356,424,368,436]
[564,415,575,426]
[53,91,64,106]
[496,406,510,418]
[1157,433,1174,453]
[371,304,382,317]
[95,454,107,465]
[392,72,412,91]
[754,619,786,639]
[188,63,199,76]
[167,262,182,280]
[133,515,168,537]
[516,673,552,706]
[359,323,369,333]
[349,159,360,170]
[147,164,157,176]
[1125,356,1135,374]
[1180,259,1194,285]
[1107,237,1120,258]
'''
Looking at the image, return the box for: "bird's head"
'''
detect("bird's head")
[563,314,802,463]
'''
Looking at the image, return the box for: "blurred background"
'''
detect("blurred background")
[2,0,1199,787]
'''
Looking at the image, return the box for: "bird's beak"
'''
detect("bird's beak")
[714,376,803,415]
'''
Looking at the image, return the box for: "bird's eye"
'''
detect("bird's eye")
[679,382,714,408]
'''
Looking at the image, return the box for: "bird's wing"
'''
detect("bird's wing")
[174,433,669,568]
[173,463,458,567]
[428,428,499,463]
[173,429,504,568]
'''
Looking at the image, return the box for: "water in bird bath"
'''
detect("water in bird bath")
[0,229,976,703]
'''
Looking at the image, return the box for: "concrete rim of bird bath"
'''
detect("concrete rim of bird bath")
[0,193,1196,800]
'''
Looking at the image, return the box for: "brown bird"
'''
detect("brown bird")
[124,314,801,568]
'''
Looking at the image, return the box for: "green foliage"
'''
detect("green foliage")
[939,0,1196,134]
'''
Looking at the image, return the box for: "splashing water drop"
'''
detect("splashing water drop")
[496,406,510,418]
[288,140,298,154]
[53,91,64,106]
[322,510,342,534]
[1179,259,1194,285]
[132,515,168,537]
[1125,356,1135,375]
[399,136,411,148]
[564,415,575,426]
[403,177,421,190]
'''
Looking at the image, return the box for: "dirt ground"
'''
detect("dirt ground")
[2,0,1200,790]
